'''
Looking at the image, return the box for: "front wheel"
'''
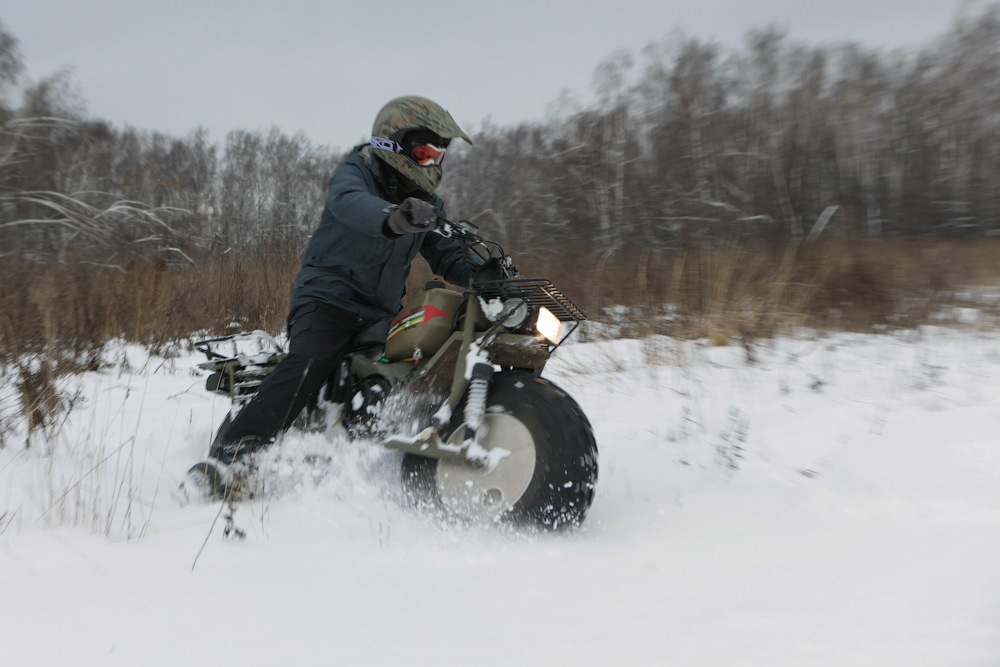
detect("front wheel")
[401,371,598,529]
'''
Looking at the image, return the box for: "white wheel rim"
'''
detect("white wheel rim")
[435,413,536,520]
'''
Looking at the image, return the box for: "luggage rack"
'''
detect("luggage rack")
[475,277,587,323]
[194,330,284,366]
[193,330,285,404]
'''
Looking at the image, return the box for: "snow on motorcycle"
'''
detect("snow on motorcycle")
[189,218,598,529]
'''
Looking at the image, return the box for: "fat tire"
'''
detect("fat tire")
[401,371,598,529]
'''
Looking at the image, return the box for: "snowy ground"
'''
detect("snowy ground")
[2,323,999,666]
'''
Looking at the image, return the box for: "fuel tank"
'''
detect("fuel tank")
[384,287,463,361]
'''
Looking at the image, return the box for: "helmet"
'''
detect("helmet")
[370,95,472,194]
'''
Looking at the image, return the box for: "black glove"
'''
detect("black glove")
[386,197,438,235]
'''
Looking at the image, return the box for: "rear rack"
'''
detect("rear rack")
[193,331,285,404]
[194,330,284,366]
[475,277,587,323]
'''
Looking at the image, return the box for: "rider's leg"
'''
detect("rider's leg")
[210,301,367,463]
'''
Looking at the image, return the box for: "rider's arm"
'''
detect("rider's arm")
[325,158,397,237]
[420,227,485,288]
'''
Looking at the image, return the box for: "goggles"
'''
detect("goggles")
[371,135,448,167]
[410,143,447,166]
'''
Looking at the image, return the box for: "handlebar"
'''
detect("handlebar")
[434,216,518,278]
[434,217,481,242]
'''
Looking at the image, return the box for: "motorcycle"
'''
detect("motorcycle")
[191,218,598,529]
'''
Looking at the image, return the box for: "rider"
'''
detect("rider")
[193,96,480,490]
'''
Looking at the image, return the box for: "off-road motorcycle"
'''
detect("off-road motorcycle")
[190,219,598,529]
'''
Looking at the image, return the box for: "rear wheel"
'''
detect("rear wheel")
[401,371,598,529]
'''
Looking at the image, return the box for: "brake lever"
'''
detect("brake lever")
[435,218,482,244]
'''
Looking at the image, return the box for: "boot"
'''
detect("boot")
[184,458,237,502]
[210,434,270,466]
[185,454,264,501]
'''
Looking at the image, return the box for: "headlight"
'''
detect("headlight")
[535,306,563,344]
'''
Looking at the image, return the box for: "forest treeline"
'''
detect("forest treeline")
[2,7,999,262]
[3,9,1000,440]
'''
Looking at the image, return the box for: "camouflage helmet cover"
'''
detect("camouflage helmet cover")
[371,95,471,194]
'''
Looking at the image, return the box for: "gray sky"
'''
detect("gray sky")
[1,0,978,151]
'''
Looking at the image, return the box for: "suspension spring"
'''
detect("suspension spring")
[464,363,494,432]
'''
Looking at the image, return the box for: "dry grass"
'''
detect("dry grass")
[3,236,998,355]
[1,248,300,356]
[2,235,999,444]
[535,235,1000,342]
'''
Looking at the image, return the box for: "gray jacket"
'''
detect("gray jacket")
[290,146,477,322]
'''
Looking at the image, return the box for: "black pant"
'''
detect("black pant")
[211,302,369,462]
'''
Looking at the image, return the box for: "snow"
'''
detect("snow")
[2,325,1000,666]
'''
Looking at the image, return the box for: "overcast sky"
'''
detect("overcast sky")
[1,0,979,151]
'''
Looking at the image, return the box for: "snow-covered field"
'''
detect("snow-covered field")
[2,323,999,666]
